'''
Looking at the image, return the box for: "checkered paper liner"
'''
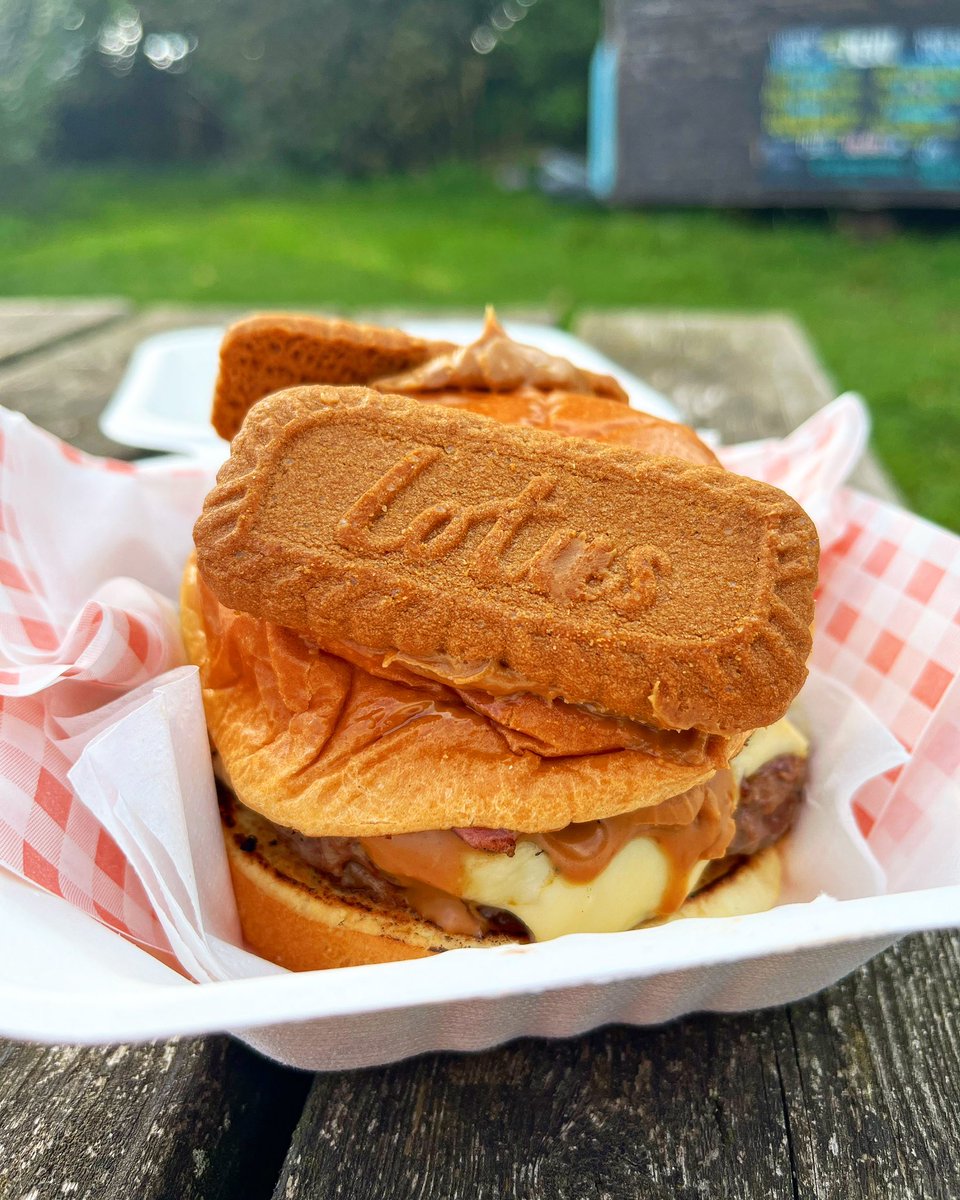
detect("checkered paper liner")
[0,395,957,962]
[720,398,960,890]
[0,411,213,953]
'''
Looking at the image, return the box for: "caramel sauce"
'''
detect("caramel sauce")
[361,830,466,897]
[531,769,736,913]
[321,636,723,765]
[356,832,490,938]
[533,770,735,895]
[393,884,485,939]
[352,769,737,924]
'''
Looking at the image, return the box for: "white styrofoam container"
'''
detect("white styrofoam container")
[5,867,960,1072]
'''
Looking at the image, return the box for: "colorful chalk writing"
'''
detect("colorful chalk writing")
[760,27,960,189]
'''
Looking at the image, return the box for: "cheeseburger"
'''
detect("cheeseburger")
[181,313,818,970]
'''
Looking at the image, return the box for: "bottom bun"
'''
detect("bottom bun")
[224,796,783,972]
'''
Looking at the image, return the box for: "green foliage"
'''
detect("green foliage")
[156,0,491,173]
[475,0,600,149]
[4,0,599,172]
[0,166,957,530]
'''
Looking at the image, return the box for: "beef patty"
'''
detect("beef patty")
[228,754,808,941]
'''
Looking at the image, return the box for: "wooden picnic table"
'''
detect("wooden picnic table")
[0,299,956,1200]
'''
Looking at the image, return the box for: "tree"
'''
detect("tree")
[0,0,78,166]
[35,0,601,173]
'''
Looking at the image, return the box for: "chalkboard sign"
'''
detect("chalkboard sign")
[761,27,960,190]
[588,1,960,207]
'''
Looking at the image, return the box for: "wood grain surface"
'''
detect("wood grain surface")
[0,297,130,367]
[1,302,956,1200]
[0,1037,310,1200]
[575,309,899,502]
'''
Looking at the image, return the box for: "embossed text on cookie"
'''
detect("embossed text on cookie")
[337,446,671,614]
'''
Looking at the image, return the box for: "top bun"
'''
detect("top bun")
[180,555,738,835]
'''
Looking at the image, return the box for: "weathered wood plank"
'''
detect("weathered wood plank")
[775,932,960,1200]
[0,297,131,366]
[275,1015,795,1200]
[0,305,243,460]
[574,310,900,503]
[0,1037,310,1200]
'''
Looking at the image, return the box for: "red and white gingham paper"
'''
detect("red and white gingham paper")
[0,394,957,960]
[720,396,960,888]
[0,411,212,953]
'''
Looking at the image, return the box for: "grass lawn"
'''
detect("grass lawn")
[0,166,957,530]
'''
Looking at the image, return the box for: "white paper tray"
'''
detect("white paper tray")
[99,319,678,459]
[5,868,960,1071]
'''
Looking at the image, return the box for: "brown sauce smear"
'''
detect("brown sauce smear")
[357,770,737,920]
[361,830,466,897]
[325,636,724,765]
[375,308,628,402]
[395,883,486,940]
[198,570,728,771]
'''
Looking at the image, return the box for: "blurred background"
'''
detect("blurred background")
[0,0,958,528]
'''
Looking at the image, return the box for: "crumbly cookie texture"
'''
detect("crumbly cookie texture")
[212,312,453,441]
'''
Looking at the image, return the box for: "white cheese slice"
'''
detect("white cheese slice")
[461,836,707,942]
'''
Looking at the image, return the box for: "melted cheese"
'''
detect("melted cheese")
[461,837,708,941]
[457,714,807,940]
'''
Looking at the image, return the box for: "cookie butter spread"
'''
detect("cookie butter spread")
[376,307,628,401]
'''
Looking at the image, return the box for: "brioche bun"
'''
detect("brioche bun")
[223,788,783,971]
[181,555,743,836]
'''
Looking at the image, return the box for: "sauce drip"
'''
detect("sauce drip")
[361,830,466,897]
[533,770,736,902]
[395,883,485,939]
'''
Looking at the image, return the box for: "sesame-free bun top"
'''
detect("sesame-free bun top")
[181,553,743,836]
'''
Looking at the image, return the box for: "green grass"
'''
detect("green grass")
[1,166,958,529]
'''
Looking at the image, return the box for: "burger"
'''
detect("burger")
[180,312,818,971]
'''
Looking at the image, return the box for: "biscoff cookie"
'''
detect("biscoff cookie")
[195,385,818,737]
[212,313,453,441]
